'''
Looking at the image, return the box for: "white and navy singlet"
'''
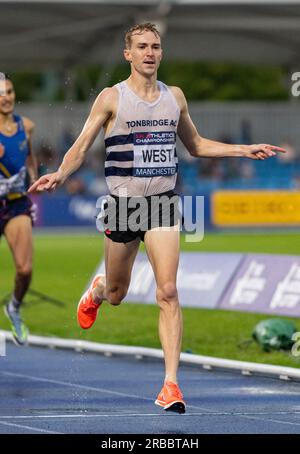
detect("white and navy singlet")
[104,80,180,197]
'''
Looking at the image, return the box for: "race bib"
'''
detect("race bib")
[133,131,177,177]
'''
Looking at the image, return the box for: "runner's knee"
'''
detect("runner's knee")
[16,263,32,277]
[156,282,178,306]
[107,285,127,306]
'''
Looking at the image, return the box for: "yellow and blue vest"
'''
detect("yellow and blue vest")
[0,114,29,200]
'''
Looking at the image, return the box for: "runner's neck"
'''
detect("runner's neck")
[0,113,15,133]
[126,74,160,103]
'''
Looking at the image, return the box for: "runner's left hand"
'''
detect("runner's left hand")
[244,144,287,160]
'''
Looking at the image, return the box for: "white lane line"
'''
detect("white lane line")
[3,370,293,417]
[241,414,300,428]
[0,411,234,424]
[1,410,299,420]
[1,371,151,401]
[0,370,212,413]
[0,420,63,434]
[0,413,204,419]
[5,370,298,423]
[185,402,300,419]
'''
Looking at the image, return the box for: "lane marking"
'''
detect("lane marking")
[0,420,63,434]
[1,371,151,401]
[0,413,214,419]
[2,371,299,429]
[0,370,212,413]
[1,410,299,420]
[241,414,300,428]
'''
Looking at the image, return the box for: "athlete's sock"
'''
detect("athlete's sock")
[8,295,22,313]
[14,271,32,303]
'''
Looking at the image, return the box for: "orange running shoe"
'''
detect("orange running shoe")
[77,274,104,329]
[155,381,186,414]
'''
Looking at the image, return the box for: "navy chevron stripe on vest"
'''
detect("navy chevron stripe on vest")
[105,134,133,148]
[105,167,133,177]
[106,151,134,162]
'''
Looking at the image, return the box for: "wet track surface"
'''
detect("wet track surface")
[0,343,300,434]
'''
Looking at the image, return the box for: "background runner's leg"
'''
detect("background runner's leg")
[144,227,182,384]
[4,215,33,307]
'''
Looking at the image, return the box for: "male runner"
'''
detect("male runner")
[0,74,38,345]
[29,23,286,413]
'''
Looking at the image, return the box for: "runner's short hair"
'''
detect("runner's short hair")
[124,23,161,49]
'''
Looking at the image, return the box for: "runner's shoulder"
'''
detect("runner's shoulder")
[95,86,119,114]
[168,86,186,110]
[21,116,35,136]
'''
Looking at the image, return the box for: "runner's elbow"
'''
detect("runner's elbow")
[187,144,202,157]
[187,136,203,157]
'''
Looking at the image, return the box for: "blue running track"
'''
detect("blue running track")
[0,343,300,434]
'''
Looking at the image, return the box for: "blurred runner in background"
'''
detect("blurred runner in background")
[0,74,38,345]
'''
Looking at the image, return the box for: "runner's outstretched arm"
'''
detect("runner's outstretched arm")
[172,87,287,160]
[28,87,116,193]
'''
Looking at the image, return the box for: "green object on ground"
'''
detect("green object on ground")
[252,318,297,352]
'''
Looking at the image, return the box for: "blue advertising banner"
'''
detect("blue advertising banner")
[34,195,98,227]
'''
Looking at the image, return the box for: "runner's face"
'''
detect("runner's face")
[0,80,15,115]
[125,31,162,76]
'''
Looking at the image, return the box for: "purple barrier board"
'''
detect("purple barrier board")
[176,252,243,308]
[219,254,300,317]
[95,252,243,308]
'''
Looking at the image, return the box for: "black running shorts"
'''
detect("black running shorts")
[0,195,33,236]
[100,190,181,243]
